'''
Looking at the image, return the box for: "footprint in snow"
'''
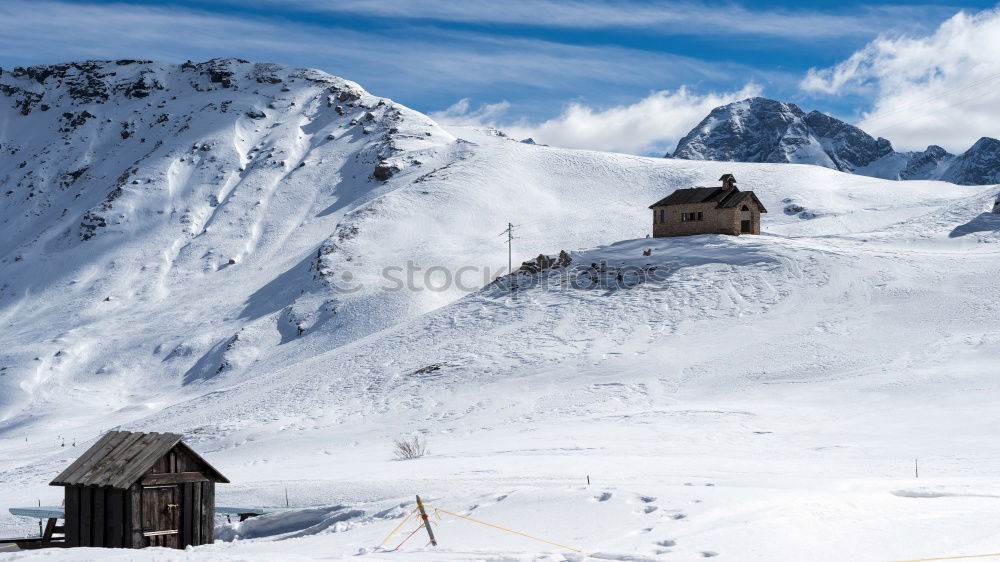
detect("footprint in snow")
[672,513,687,520]
[642,506,657,514]
[594,491,613,502]
[638,495,657,503]
[702,551,718,557]
[655,539,676,547]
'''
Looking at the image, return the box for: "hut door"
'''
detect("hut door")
[740,206,752,233]
[142,485,180,548]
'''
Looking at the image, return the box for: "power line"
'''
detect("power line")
[867,87,999,138]
[860,70,1000,126]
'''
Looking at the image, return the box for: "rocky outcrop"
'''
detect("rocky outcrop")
[519,250,572,274]
[899,145,953,180]
[802,109,894,170]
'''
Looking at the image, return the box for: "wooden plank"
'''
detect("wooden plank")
[213,506,266,515]
[182,483,194,547]
[79,487,92,547]
[106,488,123,548]
[149,454,169,475]
[141,471,210,485]
[51,432,126,485]
[122,486,131,548]
[77,432,139,482]
[112,435,182,489]
[129,484,143,548]
[200,482,214,545]
[92,487,105,547]
[119,433,180,483]
[175,442,230,483]
[95,433,162,488]
[176,447,198,472]
[7,507,65,518]
[75,432,150,486]
[41,518,56,540]
[191,482,201,545]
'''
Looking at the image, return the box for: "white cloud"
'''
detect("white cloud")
[801,8,1000,152]
[0,1,764,104]
[435,85,763,155]
[276,0,944,41]
[430,98,511,126]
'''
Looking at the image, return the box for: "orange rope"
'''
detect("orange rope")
[391,524,425,551]
[377,507,418,548]
[894,554,1000,561]
[427,504,582,553]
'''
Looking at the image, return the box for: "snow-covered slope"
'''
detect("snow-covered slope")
[0,58,461,422]
[2,61,1000,562]
[669,97,1000,186]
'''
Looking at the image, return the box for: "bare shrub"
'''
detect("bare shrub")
[392,434,428,460]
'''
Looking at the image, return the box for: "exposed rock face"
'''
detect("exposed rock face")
[519,250,572,274]
[801,109,895,170]
[899,145,952,180]
[941,137,1000,186]
[669,97,1000,186]
[671,98,824,165]
[0,58,453,245]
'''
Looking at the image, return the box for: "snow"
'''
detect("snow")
[2,60,1000,561]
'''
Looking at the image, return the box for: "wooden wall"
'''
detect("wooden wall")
[179,481,215,547]
[64,481,215,548]
[64,486,129,547]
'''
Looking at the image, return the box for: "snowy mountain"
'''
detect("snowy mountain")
[2,61,1000,561]
[939,136,1000,185]
[669,97,1000,185]
[0,58,464,415]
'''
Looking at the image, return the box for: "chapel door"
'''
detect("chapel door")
[740,207,752,233]
[141,485,180,548]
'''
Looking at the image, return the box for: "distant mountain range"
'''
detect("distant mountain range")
[667,97,1000,186]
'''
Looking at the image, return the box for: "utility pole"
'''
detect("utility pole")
[499,222,517,289]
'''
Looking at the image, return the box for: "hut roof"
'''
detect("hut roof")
[50,431,229,489]
[649,186,767,212]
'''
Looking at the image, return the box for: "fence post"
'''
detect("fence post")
[415,495,437,547]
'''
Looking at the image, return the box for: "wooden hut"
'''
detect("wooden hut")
[49,431,229,549]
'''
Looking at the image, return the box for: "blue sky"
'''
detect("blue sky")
[1,1,998,154]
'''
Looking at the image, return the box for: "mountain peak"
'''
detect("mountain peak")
[670,98,998,185]
[940,136,1000,185]
[967,136,1000,151]
[670,97,882,171]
